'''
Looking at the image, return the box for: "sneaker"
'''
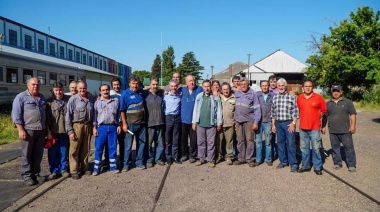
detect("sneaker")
[71,173,79,180]
[276,163,288,169]
[233,160,245,165]
[48,173,58,180]
[24,179,36,186]
[290,166,298,173]
[333,164,342,170]
[189,158,197,163]
[36,175,47,183]
[112,170,120,174]
[138,165,146,170]
[156,161,165,166]
[348,167,356,172]
[226,158,233,165]
[61,171,71,178]
[180,157,188,162]
[147,163,154,168]
[195,160,204,166]
[208,162,215,168]
[92,172,99,176]
[266,161,273,166]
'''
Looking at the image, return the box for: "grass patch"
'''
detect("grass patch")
[354,101,380,113]
[0,104,18,145]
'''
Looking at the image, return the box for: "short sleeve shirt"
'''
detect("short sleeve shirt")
[326,98,357,134]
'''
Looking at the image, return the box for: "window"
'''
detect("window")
[50,73,57,85]
[76,52,80,63]
[38,39,44,53]
[9,29,18,46]
[24,35,32,50]
[104,61,106,71]
[95,58,98,68]
[6,67,18,83]
[49,43,56,56]
[69,75,75,83]
[38,70,46,85]
[89,56,92,66]
[60,74,66,86]
[83,54,87,65]
[59,46,64,58]
[99,60,102,70]
[68,49,73,60]
[0,67,3,81]
[23,69,33,84]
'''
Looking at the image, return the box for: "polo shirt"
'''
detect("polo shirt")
[326,98,357,134]
[297,92,327,130]
[120,88,145,124]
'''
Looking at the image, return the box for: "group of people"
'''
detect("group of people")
[11,73,358,186]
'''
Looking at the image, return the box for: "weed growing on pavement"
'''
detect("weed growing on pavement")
[0,104,18,145]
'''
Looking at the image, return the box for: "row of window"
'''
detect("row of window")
[0,67,76,86]
[7,29,106,71]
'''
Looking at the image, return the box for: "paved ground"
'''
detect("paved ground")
[1,111,380,211]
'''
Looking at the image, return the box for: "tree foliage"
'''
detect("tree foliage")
[305,6,380,95]
[176,51,204,84]
[132,70,151,87]
[151,54,161,79]
[162,46,176,85]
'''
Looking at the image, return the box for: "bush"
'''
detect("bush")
[363,84,380,104]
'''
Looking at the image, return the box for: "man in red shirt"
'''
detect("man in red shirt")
[296,80,327,175]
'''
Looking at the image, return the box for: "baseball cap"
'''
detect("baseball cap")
[331,85,342,92]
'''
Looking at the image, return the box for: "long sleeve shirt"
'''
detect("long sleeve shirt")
[271,92,299,121]
[46,95,70,134]
[234,89,261,124]
[257,91,275,123]
[65,94,95,135]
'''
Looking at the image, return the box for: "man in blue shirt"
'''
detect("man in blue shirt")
[179,75,203,163]
[163,80,182,164]
[120,77,146,170]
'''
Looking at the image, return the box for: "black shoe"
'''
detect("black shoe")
[156,161,165,166]
[36,175,47,184]
[233,160,245,165]
[189,158,197,163]
[71,173,80,180]
[174,160,182,164]
[298,168,311,173]
[180,157,188,162]
[276,163,288,169]
[24,179,36,186]
[290,167,298,173]
[266,161,273,166]
[167,160,173,165]
[314,170,322,175]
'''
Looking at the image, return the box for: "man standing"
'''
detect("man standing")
[12,78,47,186]
[192,80,222,168]
[120,76,146,170]
[322,85,357,172]
[271,78,299,172]
[164,72,183,91]
[65,81,95,179]
[297,80,327,175]
[180,75,203,163]
[46,82,71,180]
[231,76,240,91]
[92,84,121,176]
[233,78,261,167]
[255,80,275,166]
[65,81,77,96]
[216,82,236,165]
[268,75,279,94]
[145,77,165,167]
[163,80,182,164]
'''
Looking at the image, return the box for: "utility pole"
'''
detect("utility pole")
[160,32,163,87]
[211,65,214,80]
[247,53,251,85]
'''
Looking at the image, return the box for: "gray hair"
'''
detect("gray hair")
[277,78,287,86]
[239,77,249,84]
[186,75,195,81]
[169,79,178,85]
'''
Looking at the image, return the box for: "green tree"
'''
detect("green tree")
[177,51,204,84]
[132,70,151,87]
[151,54,161,79]
[162,45,176,85]
[305,6,380,96]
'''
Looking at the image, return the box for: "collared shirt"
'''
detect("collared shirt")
[120,88,145,124]
[65,94,95,135]
[269,87,279,94]
[12,90,46,130]
[163,91,181,115]
[192,92,222,126]
[257,91,275,123]
[234,88,261,124]
[271,92,299,121]
[46,95,71,134]
[93,97,120,126]
[144,89,164,127]
[110,90,123,100]
[221,94,235,127]
[297,92,327,130]
[326,98,357,134]
[180,85,203,124]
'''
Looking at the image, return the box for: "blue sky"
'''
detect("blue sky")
[1,0,379,79]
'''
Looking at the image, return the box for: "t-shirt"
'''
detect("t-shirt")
[144,90,164,127]
[326,98,357,134]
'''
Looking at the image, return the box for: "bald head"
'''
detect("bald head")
[27,78,40,97]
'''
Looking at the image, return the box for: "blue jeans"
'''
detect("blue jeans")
[124,124,146,169]
[255,122,272,163]
[329,133,356,167]
[93,125,118,172]
[48,133,69,174]
[276,120,297,168]
[165,115,181,162]
[299,129,322,171]
[147,126,164,164]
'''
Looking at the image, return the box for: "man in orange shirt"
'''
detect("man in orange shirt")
[296,80,327,175]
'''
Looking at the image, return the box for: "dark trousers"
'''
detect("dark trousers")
[329,133,356,167]
[181,123,197,160]
[21,129,46,180]
[165,115,181,162]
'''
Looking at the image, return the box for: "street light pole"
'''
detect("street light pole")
[211,65,214,80]
[247,53,251,85]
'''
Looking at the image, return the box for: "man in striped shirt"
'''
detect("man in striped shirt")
[271,78,299,172]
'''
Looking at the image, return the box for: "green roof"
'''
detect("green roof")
[143,78,163,86]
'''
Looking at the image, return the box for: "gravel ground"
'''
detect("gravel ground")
[2,111,380,212]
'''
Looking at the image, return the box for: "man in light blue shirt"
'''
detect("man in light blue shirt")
[163,80,182,164]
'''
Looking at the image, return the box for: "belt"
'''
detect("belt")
[74,121,92,125]
[166,114,180,117]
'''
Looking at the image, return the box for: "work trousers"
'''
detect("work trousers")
[165,115,181,162]
[69,123,92,174]
[181,123,198,160]
[48,133,69,174]
[93,125,118,173]
[235,121,255,163]
[196,125,216,162]
[21,129,46,180]
[216,126,235,160]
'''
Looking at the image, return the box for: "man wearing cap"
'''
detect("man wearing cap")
[322,85,357,172]
[297,80,327,175]
[12,78,47,186]
[271,78,299,172]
